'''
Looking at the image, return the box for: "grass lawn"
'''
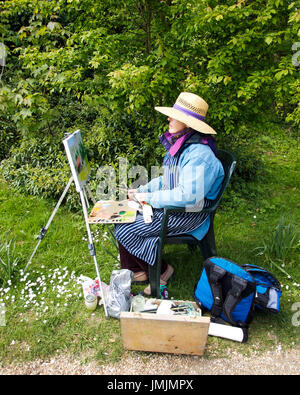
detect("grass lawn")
[0,123,299,365]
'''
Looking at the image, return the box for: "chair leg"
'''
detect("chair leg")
[148,260,161,298]
[199,216,217,260]
[148,236,164,298]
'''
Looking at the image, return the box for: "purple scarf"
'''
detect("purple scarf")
[159,128,217,156]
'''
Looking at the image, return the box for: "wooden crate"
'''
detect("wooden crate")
[120,300,210,356]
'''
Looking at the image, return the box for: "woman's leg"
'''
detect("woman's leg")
[118,242,168,276]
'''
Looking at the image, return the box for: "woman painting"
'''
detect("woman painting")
[114,92,225,295]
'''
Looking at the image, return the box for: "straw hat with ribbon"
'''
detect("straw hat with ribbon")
[155,92,217,135]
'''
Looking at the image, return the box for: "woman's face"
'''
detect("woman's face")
[168,117,187,134]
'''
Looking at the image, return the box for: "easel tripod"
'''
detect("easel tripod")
[24,175,109,318]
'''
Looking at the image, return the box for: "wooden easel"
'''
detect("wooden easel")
[25,130,109,318]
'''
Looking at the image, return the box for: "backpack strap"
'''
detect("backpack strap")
[255,291,269,308]
[209,264,226,320]
[209,267,249,339]
[223,275,248,327]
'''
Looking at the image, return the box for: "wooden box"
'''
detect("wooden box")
[120,300,210,356]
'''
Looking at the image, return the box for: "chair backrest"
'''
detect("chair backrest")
[207,149,236,213]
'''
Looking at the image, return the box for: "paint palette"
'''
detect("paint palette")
[88,200,137,224]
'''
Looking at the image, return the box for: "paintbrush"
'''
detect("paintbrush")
[118,184,143,209]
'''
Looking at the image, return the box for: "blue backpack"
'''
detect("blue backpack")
[194,257,282,341]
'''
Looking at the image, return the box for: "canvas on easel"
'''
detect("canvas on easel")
[63,129,91,192]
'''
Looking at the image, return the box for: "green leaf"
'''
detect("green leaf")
[19,108,32,119]
[47,22,62,32]
[265,36,273,45]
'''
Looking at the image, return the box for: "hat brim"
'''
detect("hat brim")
[155,106,217,135]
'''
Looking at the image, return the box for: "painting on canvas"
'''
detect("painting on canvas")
[63,130,91,191]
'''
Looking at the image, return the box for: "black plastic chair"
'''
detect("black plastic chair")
[148,149,237,298]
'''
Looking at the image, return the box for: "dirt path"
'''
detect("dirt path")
[1,346,299,375]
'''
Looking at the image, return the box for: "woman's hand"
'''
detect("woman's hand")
[128,189,138,200]
[128,190,148,205]
[134,193,148,204]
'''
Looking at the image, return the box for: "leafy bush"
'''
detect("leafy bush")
[0,0,299,202]
[254,216,300,277]
[0,114,21,161]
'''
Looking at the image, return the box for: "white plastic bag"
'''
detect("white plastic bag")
[106,269,133,319]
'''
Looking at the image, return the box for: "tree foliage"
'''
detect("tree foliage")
[0,0,299,205]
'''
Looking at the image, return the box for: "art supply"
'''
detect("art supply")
[139,308,157,313]
[208,322,247,343]
[138,299,159,313]
[130,295,246,342]
[131,295,146,312]
[25,129,109,319]
[85,294,98,311]
[131,195,143,210]
[119,184,152,221]
[128,201,141,211]
[139,305,158,313]
[156,300,174,315]
[170,302,201,317]
[120,299,210,356]
[63,129,91,192]
[142,203,153,223]
[119,184,143,210]
[88,200,137,224]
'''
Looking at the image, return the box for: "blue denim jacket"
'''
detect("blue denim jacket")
[138,142,224,240]
[138,143,224,208]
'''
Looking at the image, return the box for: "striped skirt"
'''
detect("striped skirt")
[114,201,210,266]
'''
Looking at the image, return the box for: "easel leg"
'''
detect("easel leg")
[25,176,109,318]
[79,188,109,319]
[24,177,74,272]
[85,184,96,205]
